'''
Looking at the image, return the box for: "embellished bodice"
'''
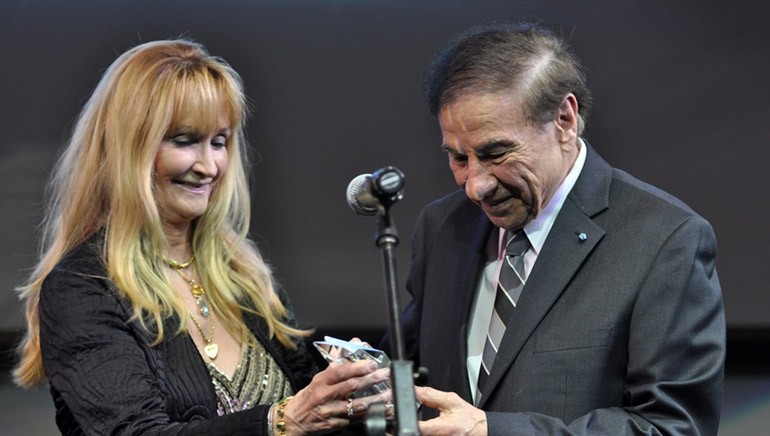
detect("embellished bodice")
[207,334,294,415]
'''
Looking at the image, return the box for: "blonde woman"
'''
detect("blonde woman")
[14,39,388,435]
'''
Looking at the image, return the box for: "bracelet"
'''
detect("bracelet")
[276,396,294,436]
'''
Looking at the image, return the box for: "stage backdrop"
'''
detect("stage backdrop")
[1,1,768,335]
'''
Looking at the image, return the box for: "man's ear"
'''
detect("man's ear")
[555,93,579,144]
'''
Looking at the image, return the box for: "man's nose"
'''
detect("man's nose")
[464,160,496,202]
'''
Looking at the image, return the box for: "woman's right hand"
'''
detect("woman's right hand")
[278,360,391,435]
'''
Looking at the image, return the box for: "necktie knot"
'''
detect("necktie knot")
[505,231,530,258]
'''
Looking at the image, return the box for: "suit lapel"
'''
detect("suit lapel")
[478,143,612,408]
[457,211,495,323]
[452,208,494,402]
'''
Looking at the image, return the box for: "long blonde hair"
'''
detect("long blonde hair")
[15,39,308,387]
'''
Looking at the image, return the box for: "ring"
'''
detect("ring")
[385,401,394,413]
[346,397,355,418]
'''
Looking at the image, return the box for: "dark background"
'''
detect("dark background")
[1,1,768,363]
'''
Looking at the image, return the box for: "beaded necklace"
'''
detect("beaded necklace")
[166,255,219,360]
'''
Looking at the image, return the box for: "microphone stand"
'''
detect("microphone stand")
[370,206,420,436]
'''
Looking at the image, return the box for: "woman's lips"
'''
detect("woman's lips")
[174,180,208,194]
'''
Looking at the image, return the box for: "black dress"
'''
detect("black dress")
[39,238,318,435]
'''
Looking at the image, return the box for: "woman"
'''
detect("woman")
[13,39,388,435]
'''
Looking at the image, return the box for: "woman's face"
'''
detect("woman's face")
[154,115,230,228]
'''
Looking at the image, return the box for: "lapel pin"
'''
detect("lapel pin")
[576,232,588,242]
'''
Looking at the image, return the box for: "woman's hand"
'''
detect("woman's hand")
[278,360,391,435]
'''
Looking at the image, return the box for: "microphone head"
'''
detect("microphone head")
[346,174,379,216]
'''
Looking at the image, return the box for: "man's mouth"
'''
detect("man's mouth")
[482,194,512,208]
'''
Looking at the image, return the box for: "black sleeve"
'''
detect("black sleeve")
[39,264,274,436]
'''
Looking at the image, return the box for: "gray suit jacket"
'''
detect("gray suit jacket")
[391,145,725,435]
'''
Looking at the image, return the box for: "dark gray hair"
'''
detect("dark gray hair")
[424,22,593,134]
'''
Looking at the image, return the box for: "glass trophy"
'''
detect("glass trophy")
[313,336,392,398]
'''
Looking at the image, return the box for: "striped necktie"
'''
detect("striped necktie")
[476,231,530,404]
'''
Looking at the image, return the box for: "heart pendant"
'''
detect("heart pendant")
[204,343,219,360]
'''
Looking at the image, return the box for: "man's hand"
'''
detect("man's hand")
[415,386,487,436]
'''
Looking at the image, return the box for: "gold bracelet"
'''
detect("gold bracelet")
[276,396,294,436]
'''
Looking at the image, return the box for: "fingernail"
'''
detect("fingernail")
[367,362,378,371]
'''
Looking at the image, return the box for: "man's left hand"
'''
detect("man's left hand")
[415,386,487,436]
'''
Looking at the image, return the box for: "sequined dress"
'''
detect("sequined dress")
[207,334,294,416]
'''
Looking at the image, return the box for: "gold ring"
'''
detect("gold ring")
[346,397,355,417]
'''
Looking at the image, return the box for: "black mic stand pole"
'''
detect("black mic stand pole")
[372,206,420,436]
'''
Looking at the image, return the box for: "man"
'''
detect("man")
[386,23,725,435]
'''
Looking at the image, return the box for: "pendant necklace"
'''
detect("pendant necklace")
[166,255,219,360]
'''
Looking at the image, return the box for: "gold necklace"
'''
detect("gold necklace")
[165,257,219,360]
[166,254,195,270]
[189,307,218,360]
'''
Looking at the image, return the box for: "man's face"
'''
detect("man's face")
[438,90,578,231]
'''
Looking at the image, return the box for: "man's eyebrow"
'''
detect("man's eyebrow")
[440,139,516,157]
[440,144,464,154]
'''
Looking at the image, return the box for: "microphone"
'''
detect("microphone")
[346,166,405,215]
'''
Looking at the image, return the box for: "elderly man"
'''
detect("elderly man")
[386,23,725,435]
